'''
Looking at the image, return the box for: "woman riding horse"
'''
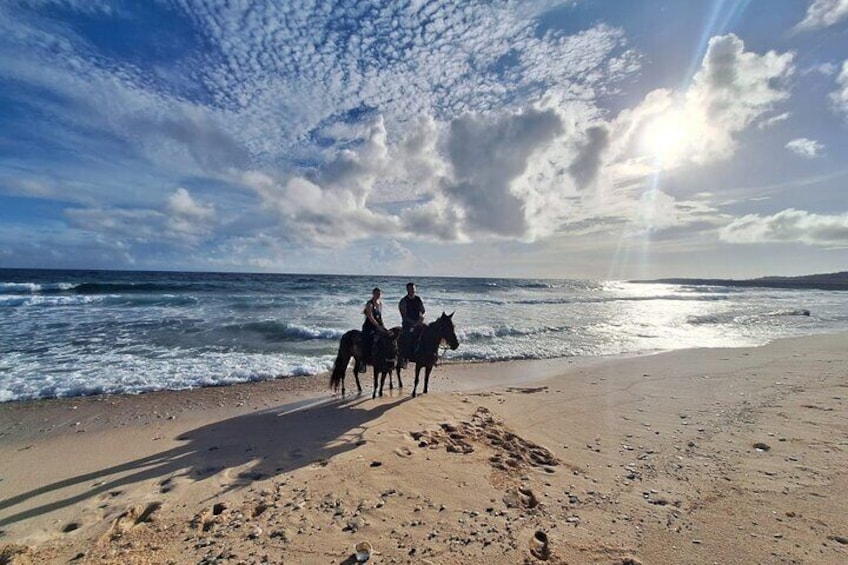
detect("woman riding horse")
[330,327,400,397]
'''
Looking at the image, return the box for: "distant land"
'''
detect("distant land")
[632,271,848,291]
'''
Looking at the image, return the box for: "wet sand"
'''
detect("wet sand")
[1,333,847,564]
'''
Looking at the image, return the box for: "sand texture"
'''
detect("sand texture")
[1,333,847,564]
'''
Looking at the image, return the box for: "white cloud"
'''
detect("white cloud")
[804,62,837,76]
[794,0,848,32]
[831,61,848,118]
[166,188,215,220]
[165,188,216,237]
[65,188,218,247]
[757,112,790,129]
[243,117,402,247]
[720,209,848,246]
[440,108,565,238]
[785,138,825,158]
[609,35,794,171]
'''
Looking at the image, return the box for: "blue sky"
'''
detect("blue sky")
[1,0,846,279]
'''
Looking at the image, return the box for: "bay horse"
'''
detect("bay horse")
[330,327,400,398]
[397,312,460,397]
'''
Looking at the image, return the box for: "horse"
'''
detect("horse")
[397,312,460,397]
[330,327,400,398]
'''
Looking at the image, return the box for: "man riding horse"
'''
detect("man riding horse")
[398,281,425,368]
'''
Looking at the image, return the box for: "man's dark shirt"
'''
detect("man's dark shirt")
[399,295,424,326]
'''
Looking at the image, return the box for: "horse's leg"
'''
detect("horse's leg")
[379,370,388,397]
[395,365,403,389]
[354,358,363,394]
[372,367,379,399]
[423,364,434,394]
[412,364,423,397]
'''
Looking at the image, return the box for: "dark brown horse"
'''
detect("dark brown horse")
[330,327,400,398]
[397,312,460,397]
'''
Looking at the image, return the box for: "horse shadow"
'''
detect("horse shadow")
[0,394,410,529]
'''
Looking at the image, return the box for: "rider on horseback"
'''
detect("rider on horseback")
[361,287,387,371]
[398,282,425,367]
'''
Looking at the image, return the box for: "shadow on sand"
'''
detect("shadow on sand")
[0,393,410,528]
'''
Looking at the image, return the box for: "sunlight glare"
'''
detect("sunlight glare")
[641,110,690,166]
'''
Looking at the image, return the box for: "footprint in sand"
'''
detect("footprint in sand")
[503,486,539,509]
[106,501,162,540]
[394,446,413,458]
[529,530,550,560]
[193,501,228,532]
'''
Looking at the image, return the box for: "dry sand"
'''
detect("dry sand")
[1,333,847,564]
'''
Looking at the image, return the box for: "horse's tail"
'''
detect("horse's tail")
[330,330,356,392]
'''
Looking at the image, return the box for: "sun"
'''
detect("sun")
[641,110,693,166]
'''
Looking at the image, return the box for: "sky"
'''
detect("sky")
[1,0,847,280]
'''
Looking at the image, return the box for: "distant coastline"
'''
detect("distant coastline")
[632,271,848,291]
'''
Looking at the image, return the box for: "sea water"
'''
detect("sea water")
[1,269,846,402]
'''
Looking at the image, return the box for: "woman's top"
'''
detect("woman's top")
[362,299,383,334]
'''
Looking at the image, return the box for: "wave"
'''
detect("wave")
[0,280,230,295]
[459,324,572,340]
[513,294,729,306]
[764,308,811,317]
[0,293,202,308]
[0,294,106,307]
[221,321,345,341]
[689,308,811,326]
[0,281,77,294]
[70,282,199,294]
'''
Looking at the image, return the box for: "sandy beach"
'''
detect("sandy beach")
[1,333,847,564]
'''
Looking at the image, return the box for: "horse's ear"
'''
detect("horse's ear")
[441,311,447,318]
[448,311,454,319]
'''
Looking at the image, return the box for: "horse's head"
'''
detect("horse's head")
[438,311,460,350]
[375,328,400,369]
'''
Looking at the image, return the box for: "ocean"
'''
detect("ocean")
[1,269,846,403]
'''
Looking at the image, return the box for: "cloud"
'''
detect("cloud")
[166,188,215,220]
[683,34,794,159]
[757,112,790,129]
[65,188,217,247]
[568,126,610,190]
[794,0,848,32]
[244,117,401,246]
[165,187,216,236]
[609,35,794,171]
[720,209,848,246]
[0,2,640,256]
[831,61,848,118]
[785,138,825,158]
[441,107,564,238]
[803,62,837,76]
[399,195,467,243]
